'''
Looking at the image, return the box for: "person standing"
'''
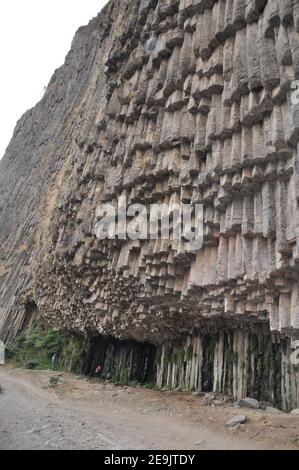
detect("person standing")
[51,353,58,371]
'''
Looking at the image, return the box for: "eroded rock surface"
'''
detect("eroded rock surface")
[1,0,299,407]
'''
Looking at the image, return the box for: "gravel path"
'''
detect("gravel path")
[0,367,298,450]
[0,370,127,450]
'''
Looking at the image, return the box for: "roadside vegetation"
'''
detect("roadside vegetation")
[6,320,86,373]
[4,321,157,390]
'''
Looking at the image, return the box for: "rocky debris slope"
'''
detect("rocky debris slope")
[1,1,299,406]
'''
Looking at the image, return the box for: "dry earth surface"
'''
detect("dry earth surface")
[0,366,299,450]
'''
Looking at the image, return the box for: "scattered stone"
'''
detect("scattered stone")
[194,440,205,446]
[222,396,232,404]
[236,398,259,409]
[227,415,248,428]
[202,392,230,407]
[266,406,282,415]
[228,423,241,431]
[258,401,273,410]
[27,428,41,434]
[49,375,63,387]
[192,391,206,397]
[41,424,52,430]
[213,400,225,407]
[290,409,299,415]
[202,392,216,406]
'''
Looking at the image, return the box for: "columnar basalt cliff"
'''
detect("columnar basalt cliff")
[1,0,299,408]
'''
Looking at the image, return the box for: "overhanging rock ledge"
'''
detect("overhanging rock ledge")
[1,0,299,407]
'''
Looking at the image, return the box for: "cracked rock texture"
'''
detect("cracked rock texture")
[1,0,299,405]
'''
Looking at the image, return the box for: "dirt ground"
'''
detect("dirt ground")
[0,366,298,450]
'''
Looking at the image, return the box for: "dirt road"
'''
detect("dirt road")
[0,367,298,450]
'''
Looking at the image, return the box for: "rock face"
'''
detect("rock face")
[1,0,299,408]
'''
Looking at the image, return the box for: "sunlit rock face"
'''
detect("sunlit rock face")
[1,0,299,404]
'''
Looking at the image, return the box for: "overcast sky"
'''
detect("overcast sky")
[0,0,108,159]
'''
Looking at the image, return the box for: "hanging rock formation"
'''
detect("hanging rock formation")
[1,0,299,408]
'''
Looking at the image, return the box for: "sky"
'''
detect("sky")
[0,0,108,159]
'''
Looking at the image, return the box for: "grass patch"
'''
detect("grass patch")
[142,382,157,390]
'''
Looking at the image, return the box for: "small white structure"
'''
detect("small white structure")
[0,340,5,365]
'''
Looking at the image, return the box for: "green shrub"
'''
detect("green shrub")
[9,320,87,373]
[5,344,17,359]
[25,359,38,370]
[143,382,157,390]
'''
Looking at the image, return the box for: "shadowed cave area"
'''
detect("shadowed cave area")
[84,336,157,385]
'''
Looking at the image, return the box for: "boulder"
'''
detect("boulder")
[227,415,248,428]
[266,407,282,415]
[258,401,273,410]
[236,398,259,409]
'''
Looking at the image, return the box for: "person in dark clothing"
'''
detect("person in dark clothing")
[51,353,58,371]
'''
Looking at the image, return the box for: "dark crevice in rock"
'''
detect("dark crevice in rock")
[84,335,157,384]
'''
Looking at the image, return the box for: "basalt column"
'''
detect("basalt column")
[157,324,299,410]
[0,1,299,408]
